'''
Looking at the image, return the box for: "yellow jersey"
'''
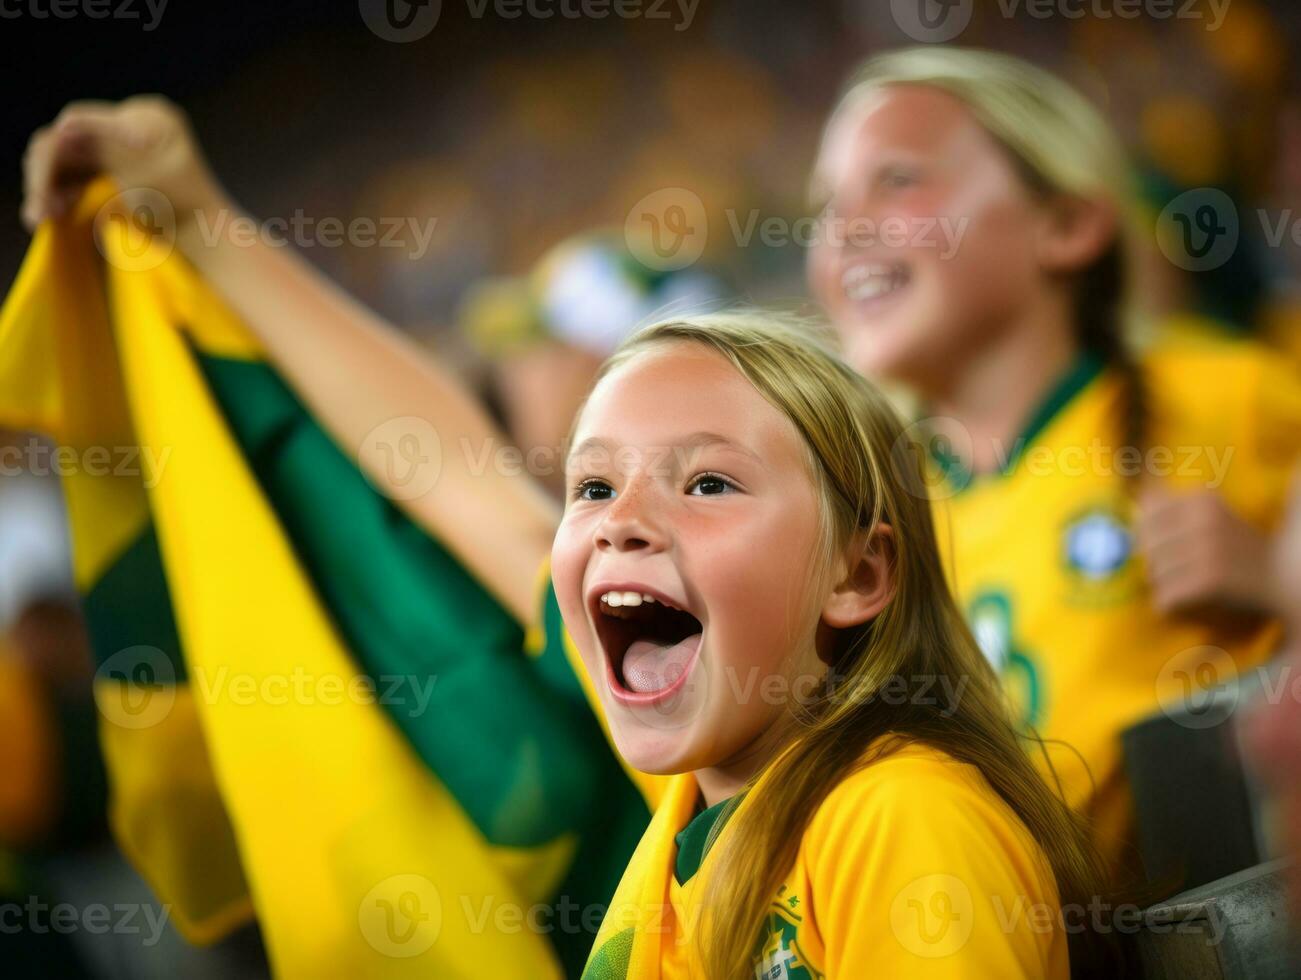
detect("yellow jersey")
[930,341,1301,872]
[582,741,1068,979]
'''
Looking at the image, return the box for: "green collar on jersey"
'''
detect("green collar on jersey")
[674,795,734,885]
[929,350,1105,492]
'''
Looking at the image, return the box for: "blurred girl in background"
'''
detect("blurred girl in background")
[807,46,1301,879]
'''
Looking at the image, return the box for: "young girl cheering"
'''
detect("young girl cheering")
[549,312,1116,977]
[807,47,1301,878]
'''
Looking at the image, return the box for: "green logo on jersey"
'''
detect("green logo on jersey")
[968,591,1042,731]
[752,888,824,979]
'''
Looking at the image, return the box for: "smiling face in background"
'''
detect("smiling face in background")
[551,343,829,778]
[807,84,1047,394]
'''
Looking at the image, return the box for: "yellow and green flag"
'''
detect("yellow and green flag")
[0,180,649,977]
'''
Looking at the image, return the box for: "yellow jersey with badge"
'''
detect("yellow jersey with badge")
[581,740,1069,979]
[929,341,1301,873]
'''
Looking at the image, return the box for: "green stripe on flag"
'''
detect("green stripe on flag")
[81,522,187,681]
[192,347,648,974]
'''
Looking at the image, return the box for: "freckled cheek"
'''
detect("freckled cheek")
[696,513,818,663]
[549,523,593,652]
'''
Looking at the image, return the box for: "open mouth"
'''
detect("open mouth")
[841,261,911,304]
[591,588,703,699]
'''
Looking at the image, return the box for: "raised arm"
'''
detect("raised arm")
[22,97,557,621]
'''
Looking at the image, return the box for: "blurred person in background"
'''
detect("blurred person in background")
[0,441,270,979]
[459,231,728,497]
[1242,471,1301,926]
[0,464,89,827]
[807,46,1301,887]
[0,449,95,977]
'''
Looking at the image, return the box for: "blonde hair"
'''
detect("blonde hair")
[821,46,1147,464]
[599,311,1121,977]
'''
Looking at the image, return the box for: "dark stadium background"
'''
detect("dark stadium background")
[3,0,1298,347]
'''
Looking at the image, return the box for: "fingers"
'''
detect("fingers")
[1268,465,1301,631]
[20,126,56,230]
[1136,488,1227,548]
[1136,488,1265,615]
[1141,509,1215,614]
[1145,549,1219,615]
[21,102,117,231]
[19,98,178,232]
[1137,488,1208,612]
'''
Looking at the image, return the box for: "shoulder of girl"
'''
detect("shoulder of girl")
[1142,337,1298,408]
[1142,339,1301,455]
[807,741,1011,841]
[798,743,1056,908]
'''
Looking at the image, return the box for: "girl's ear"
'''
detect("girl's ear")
[1037,193,1117,274]
[821,523,896,629]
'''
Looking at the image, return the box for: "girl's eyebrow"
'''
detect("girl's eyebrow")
[567,431,762,465]
[675,431,762,461]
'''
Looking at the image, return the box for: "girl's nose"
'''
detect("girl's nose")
[594,484,666,554]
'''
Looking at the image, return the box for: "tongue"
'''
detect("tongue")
[622,633,702,694]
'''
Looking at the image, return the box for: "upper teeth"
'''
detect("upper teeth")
[842,263,903,301]
[601,591,657,608]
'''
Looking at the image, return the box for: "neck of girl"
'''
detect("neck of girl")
[931,298,1079,476]
[694,716,803,809]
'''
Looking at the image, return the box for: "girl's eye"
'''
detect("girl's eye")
[574,479,616,502]
[687,473,735,496]
[880,166,919,189]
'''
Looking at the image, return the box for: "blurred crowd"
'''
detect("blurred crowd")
[187,0,1301,349]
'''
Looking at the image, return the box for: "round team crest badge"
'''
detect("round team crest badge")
[1064,509,1132,580]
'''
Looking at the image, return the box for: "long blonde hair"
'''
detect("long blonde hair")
[599,311,1122,977]
[821,46,1148,465]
